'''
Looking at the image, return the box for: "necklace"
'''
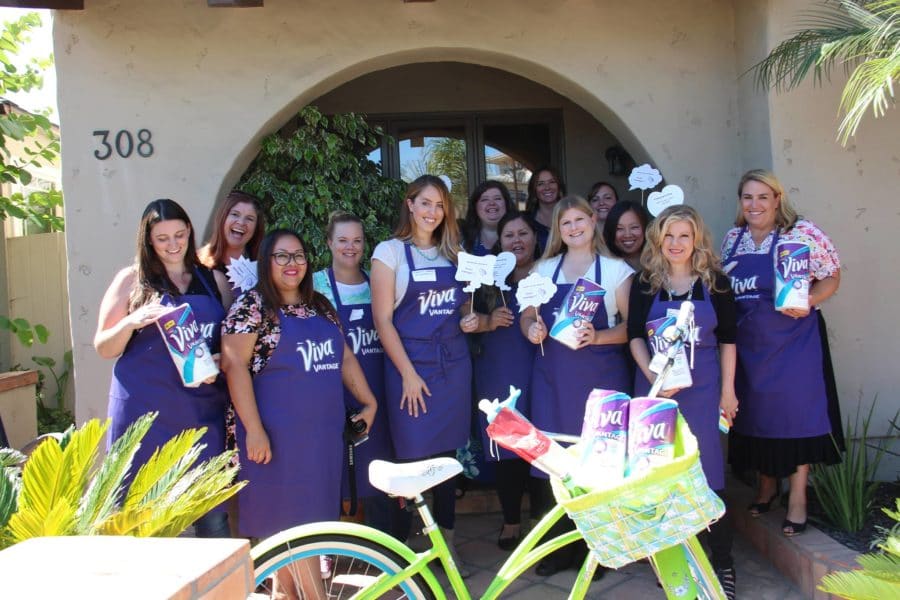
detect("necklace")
[412,244,440,262]
[666,275,696,301]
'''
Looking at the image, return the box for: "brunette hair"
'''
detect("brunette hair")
[493,210,541,262]
[524,166,566,216]
[130,199,200,311]
[735,169,799,231]
[256,229,337,323]
[641,205,727,294]
[198,190,265,269]
[541,195,607,260]
[603,201,652,259]
[587,181,619,204]
[460,180,515,252]
[393,175,462,263]
[326,210,364,240]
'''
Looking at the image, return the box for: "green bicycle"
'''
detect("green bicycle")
[252,301,727,599]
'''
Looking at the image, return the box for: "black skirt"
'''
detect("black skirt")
[728,430,841,478]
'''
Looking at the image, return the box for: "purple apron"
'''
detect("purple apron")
[326,268,393,498]
[530,256,631,477]
[108,268,227,485]
[384,243,471,459]
[634,285,724,489]
[236,309,345,538]
[474,284,535,461]
[724,227,829,438]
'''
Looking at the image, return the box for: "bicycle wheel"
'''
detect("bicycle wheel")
[252,532,436,600]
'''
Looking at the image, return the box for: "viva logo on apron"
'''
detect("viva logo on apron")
[724,227,829,439]
[237,308,345,538]
[108,267,227,483]
[384,243,471,460]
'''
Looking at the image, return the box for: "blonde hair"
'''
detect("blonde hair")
[393,175,462,264]
[640,205,727,294]
[735,169,799,230]
[541,195,608,260]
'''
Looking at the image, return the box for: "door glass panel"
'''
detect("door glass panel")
[483,123,551,209]
[397,125,468,214]
[485,145,531,209]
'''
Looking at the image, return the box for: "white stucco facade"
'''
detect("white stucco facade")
[55,0,898,471]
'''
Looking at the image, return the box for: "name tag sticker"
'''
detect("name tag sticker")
[349,308,364,322]
[412,269,437,283]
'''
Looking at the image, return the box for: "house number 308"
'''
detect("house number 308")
[92,129,154,160]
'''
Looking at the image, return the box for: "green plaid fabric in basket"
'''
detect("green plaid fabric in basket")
[551,414,725,568]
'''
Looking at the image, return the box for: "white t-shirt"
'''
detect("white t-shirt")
[372,238,454,308]
[533,254,634,328]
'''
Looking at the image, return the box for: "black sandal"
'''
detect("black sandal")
[782,518,807,536]
[747,493,778,517]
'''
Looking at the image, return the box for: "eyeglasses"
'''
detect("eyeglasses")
[272,251,308,266]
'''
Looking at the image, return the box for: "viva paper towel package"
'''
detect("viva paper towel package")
[580,389,630,486]
[549,277,605,349]
[774,241,810,312]
[155,303,219,387]
[626,397,678,477]
[646,314,693,391]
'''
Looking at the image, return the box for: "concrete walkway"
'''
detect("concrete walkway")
[443,510,805,599]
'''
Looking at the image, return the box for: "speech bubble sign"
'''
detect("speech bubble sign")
[628,163,663,191]
[226,255,258,292]
[493,252,516,291]
[456,251,496,293]
[646,184,685,217]
[515,272,557,312]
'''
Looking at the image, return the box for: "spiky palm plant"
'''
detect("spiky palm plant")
[752,0,899,145]
[818,498,900,598]
[0,412,244,549]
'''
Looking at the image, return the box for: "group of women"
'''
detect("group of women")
[95,166,841,599]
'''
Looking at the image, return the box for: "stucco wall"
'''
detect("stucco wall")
[57,0,746,423]
[761,0,900,477]
[58,0,900,476]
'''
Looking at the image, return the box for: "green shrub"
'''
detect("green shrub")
[239,106,406,271]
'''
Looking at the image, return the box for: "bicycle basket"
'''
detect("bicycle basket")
[550,413,724,568]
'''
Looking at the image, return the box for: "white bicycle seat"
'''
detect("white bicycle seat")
[368,457,463,498]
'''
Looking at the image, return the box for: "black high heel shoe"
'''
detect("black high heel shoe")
[497,525,521,551]
[747,492,778,517]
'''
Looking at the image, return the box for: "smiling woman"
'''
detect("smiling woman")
[93,198,233,539]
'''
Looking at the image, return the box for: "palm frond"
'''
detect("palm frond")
[123,427,205,509]
[838,53,899,142]
[0,467,21,530]
[77,413,155,534]
[135,452,243,538]
[855,552,900,581]
[17,433,64,516]
[56,419,107,507]
[818,568,900,598]
[6,498,77,542]
[95,505,154,537]
[0,448,26,468]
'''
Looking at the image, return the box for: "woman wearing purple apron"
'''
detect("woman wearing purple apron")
[524,166,566,255]
[221,229,377,597]
[313,211,399,536]
[629,205,738,598]
[198,191,266,531]
[468,211,540,551]
[372,175,474,574]
[520,196,633,577]
[723,170,842,538]
[95,199,233,538]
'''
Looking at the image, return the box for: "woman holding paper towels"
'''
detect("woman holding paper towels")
[520,195,633,576]
[371,175,475,571]
[312,211,399,536]
[95,198,233,538]
[627,205,737,594]
[723,169,842,538]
